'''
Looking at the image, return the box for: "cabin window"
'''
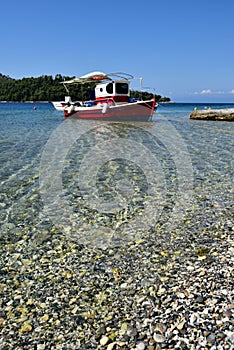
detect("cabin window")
[116,83,129,94]
[106,83,113,94]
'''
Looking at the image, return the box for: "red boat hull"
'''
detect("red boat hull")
[64,99,156,121]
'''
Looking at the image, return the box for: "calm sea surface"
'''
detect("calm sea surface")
[0,102,233,245]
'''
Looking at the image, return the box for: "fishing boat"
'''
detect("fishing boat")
[53,71,157,121]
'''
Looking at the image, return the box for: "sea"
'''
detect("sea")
[0,102,233,247]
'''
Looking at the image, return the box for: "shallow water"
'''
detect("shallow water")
[0,102,233,247]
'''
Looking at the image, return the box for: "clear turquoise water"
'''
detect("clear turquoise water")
[0,102,233,245]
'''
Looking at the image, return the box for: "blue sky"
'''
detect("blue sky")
[1,0,234,102]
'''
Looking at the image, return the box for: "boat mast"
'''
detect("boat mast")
[140,77,143,100]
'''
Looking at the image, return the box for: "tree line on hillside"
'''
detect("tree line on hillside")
[0,73,170,102]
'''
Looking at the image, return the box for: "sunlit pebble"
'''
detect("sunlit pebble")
[136,342,146,350]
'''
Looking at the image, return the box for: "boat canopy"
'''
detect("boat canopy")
[62,71,134,85]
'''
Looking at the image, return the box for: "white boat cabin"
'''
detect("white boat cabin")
[94,80,130,103]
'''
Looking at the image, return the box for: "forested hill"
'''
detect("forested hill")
[0,73,170,102]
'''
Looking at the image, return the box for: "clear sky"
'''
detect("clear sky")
[1,0,234,102]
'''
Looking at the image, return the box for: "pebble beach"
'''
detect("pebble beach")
[0,103,233,349]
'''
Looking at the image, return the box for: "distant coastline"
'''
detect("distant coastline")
[0,101,50,103]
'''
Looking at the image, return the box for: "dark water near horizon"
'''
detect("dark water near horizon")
[0,102,233,246]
